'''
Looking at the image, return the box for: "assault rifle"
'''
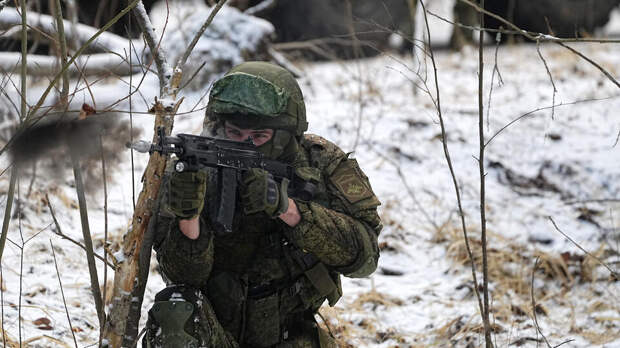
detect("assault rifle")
[129,127,317,233]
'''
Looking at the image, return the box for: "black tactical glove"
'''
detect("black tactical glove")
[241,168,289,218]
[168,171,207,219]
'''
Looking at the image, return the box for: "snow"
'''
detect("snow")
[1,2,619,348]
[0,6,130,53]
[150,1,275,92]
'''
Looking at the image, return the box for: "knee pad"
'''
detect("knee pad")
[144,285,204,348]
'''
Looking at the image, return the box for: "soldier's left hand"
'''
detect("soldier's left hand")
[241,168,289,218]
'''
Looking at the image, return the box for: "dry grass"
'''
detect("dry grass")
[318,290,424,347]
[430,223,620,346]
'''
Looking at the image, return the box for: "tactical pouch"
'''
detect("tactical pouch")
[244,292,281,347]
[150,301,198,348]
[305,263,339,303]
[297,263,341,309]
[144,285,205,348]
[206,272,246,337]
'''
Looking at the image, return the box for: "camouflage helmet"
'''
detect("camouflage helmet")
[206,61,308,136]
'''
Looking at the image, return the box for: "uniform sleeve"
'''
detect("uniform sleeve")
[153,173,215,288]
[285,157,382,278]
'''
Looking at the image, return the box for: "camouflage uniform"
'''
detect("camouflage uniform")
[145,62,382,348]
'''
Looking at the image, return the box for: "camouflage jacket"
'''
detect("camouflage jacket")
[152,133,382,345]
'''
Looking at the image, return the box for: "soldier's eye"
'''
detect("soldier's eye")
[226,128,241,136]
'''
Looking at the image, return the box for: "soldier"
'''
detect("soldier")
[144,61,382,347]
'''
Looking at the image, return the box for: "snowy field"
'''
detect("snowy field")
[1,2,620,348]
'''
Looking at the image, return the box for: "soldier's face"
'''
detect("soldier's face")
[224,122,274,147]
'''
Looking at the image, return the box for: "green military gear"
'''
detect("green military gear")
[207,61,307,136]
[152,133,381,347]
[143,285,238,348]
[150,301,197,348]
[210,72,290,119]
[241,168,290,217]
[168,171,207,219]
[155,71,381,346]
[206,61,308,160]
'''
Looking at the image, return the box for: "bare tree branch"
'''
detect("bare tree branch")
[131,1,172,93]
[0,170,17,261]
[477,1,493,346]
[176,0,228,70]
[0,7,130,52]
[530,257,553,348]
[53,0,70,105]
[419,0,486,328]
[536,41,557,120]
[46,194,116,270]
[486,32,503,130]
[555,41,620,89]
[548,217,618,278]
[485,96,619,147]
[71,151,105,328]
[0,0,142,159]
[457,0,620,89]
[50,240,79,348]
[100,133,109,348]
[0,0,26,267]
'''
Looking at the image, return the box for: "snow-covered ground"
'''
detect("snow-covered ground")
[1,2,620,348]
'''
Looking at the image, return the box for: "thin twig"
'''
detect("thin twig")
[100,133,109,348]
[130,327,147,348]
[564,198,620,205]
[53,0,70,106]
[457,0,620,89]
[176,0,228,70]
[23,223,53,245]
[455,0,620,43]
[419,0,486,324]
[26,160,37,198]
[548,217,618,278]
[128,17,136,211]
[486,32,503,131]
[131,0,172,93]
[485,96,619,147]
[19,0,28,123]
[0,0,26,264]
[26,0,142,119]
[17,179,23,347]
[536,41,557,120]
[530,257,553,348]
[476,1,493,346]
[71,152,105,327]
[178,60,207,91]
[554,339,576,348]
[0,264,5,347]
[50,239,79,348]
[555,41,620,89]
[46,195,116,270]
[0,169,17,261]
[0,0,143,159]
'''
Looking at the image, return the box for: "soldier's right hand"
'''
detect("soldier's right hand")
[168,171,207,219]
